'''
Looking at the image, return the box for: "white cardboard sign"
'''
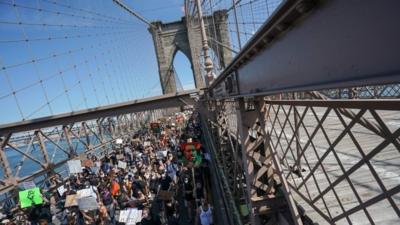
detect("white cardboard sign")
[118,208,142,224]
[76,187,98,210]
[118,161,127,169]
[67,160,83,174]
[57,185,66,196]
[77,196,98,210]
[156,150,168,159]
[77,187,97,199]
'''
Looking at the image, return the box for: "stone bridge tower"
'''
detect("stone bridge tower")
[149,10,231,94]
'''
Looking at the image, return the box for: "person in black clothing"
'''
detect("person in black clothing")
[183,176,194,221]
[110,153,117,166]
[29,205,52,224]
[165,200,179,225]
[140,207,161,225]
[159,173,172,191]
[195,181,204,206]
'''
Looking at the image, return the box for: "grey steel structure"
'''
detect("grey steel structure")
[189,0,400,224]
[1,0,400,224]
[0,91,197,200]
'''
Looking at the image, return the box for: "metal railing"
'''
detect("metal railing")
[0,109,167,205]
[203,84,400,224]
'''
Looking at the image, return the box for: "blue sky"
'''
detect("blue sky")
[0,0,195,124]
[0,0,280,125]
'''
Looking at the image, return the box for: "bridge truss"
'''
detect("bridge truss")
[0,0,399,225]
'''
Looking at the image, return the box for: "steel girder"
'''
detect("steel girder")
[209,0,400,99]
[0,109,167,202]
[203,88,400,225]
[0,90,198,135]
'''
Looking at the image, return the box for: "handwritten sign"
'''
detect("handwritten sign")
[57,185,66,196]
[118,161,127,169]
[64,194,78,207]
[77,196,98,210]
[19,187,43,208]
[116,154,124,160]
[118,208,142,224]
[67,160,83,174]
[115,138,123,144]
[77,187,98,210]
[156,150,167,160]
[143,141,151,147]
[77,188,97,199]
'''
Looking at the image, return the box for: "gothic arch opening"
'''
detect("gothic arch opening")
[172,50,195,91]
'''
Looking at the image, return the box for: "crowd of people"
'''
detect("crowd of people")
[0,112,214,225]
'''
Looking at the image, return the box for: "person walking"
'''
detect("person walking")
[195,199,213,225]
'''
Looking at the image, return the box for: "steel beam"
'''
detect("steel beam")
[0,134,13,180]
[0,90,198,135]
[236,98,259,225]
[209,0,400,99]
[63,125,75,157]
[253,98,303,225]
[35,130,50,168]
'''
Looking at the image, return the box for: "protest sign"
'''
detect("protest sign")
[116,154,124,160]
[115,138,123,144]
[77,188,97,199]
[77,196,98,210]
[19,187,43,208]
[77,187,98,210]
[156,150,167,160]
[118,210,129,223]
[67,160,83,174]
[64,194,78,207]
[143,141,151,147]
[21,181,36,190]
[118,161,127,169]
[126,209,142,225]
[118,208,142,224]
[57,185,66,196]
